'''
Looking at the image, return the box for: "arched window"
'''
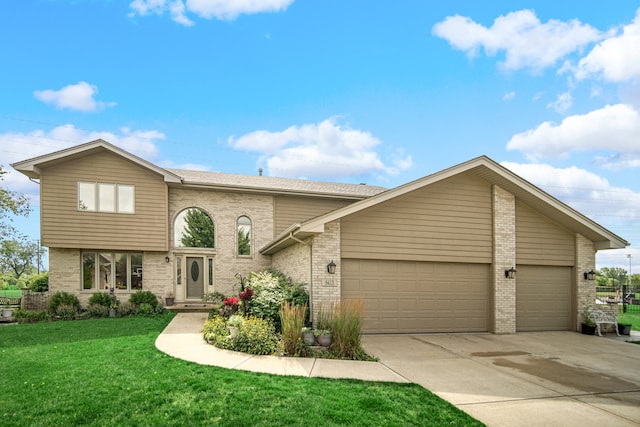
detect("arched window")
[237,215,251,256]
[174,208,215,248]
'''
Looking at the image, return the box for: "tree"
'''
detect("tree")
[180,208,215,248]
[238,228,250,255]
[597,267,628,289]
[0,238,41,280]
[0,165,31,238]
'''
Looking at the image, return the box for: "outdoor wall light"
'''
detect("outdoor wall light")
[583,270,596,280]
[504,266,517,279]
[327,260,337,274]
[165,256,171,263]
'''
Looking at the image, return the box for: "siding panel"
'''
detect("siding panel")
[40,151,168,251]
[341,173,493,263]
[516,201,575,266]
[274,196,353,235]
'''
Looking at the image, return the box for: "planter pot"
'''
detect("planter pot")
[317,333,332,347]
[302,331,315,346]
[165,297,175,307]
[1,308,14,318]
[581,323,596,335]
[228,326,238,337]
[618,323,632,335]
[109,309,116,318]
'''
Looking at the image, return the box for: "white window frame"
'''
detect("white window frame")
[77,182,135,214]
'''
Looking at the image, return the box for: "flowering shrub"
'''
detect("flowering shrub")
[203,315,278,355]
[246,269,309,330]
[239,288,254,301]
[218,296,240,317]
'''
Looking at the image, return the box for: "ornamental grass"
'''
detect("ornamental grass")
[279,301,307,356]
[330,299,366,359]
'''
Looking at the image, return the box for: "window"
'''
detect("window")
[78,182,135,213]
[174,208,215,248]
[82,251,143,291]
[208,257,214,287]
[237,215,251,256]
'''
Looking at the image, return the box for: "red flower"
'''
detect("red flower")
[223,296,239,307]
[239,288,254,301]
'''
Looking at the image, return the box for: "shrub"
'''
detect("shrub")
[280,302,306,356]
[86,303,109,318]
[56,304,78,320]
[14,308,49,323]
[137,303,154,316]
[203,291,226,305]
[246,269,309,330]
[202,316,231,349]
[28,273,49,292]
[129,291,159,309]
[48,291,80,314]
[233,316,279,355]
[88,292,113,307]
[331,299,365,359]
[116,302,138,317]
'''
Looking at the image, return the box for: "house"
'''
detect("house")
[12,139,628,334]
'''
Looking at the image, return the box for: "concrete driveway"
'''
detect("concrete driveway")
[362,332,640,427]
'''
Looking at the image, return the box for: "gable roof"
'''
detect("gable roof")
[11,139,183,183]
[260,156,629,254]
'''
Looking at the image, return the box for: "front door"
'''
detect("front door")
[186,257,204,300]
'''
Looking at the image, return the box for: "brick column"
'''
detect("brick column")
[310,220,341,323]
[493,185,516,333]
[576,233,596,329]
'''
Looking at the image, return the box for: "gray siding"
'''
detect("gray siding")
[516,201,575,266]
[274,195,353,236]
[341,173,493,263]
[40,151,169,251]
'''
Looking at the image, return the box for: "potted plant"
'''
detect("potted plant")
[109,301,119,318]
[1,305,14,319]
[227,314,244,337]
[580,307,596,335]
[165,292,175,307]
[617,322,632,335]
[314,329,332,347]
[302,326,315,345]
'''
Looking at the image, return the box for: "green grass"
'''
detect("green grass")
[618,312,640,331]
[0,314,482,426]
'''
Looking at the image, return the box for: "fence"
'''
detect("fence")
[596,285,640,314]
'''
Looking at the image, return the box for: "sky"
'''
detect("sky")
[1,1,639,272]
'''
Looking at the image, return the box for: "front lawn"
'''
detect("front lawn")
[618,311,640,331]
[0,313,482,426]
[0,289,22,298]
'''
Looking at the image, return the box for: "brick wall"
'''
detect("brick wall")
[576,233,596,329]
[272,238,312,286]
[492,185,516,334]
[310,220,341,323]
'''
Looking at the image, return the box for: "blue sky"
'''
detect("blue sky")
[1,1,639,271]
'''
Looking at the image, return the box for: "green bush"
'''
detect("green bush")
[116,302,138,317]
[48,291,80,313]
[129,291,159,309]
[246,269,309,330]
[55,304,78,320]
[202,316,231,349]
[88,292,113,307]
[86,304,109,318]
[13,308,49,323]
[28,273,49,292]
[137,303,154,316]
[233,316,279,355]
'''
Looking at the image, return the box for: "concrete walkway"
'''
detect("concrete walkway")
[157,313,640,427]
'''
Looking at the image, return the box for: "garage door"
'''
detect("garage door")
[516,265,571,331]
[342,259,489,333]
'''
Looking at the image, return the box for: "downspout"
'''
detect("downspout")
[289,231,309,246]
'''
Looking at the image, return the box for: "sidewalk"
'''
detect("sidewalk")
[155,312,408,383]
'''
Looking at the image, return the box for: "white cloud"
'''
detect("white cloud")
[501,161,640,224]
[34,81,116,112]
[507,104,640,163]
[228,119,412,179]
[2,125,165,199]
[432,9,601,71]
[576,9,640,82]
[503,91,516,101]
[129,0,294,25]
[547,91,573,113]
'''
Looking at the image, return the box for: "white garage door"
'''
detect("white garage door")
[341,259,489,333]
[516,265,571,331]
